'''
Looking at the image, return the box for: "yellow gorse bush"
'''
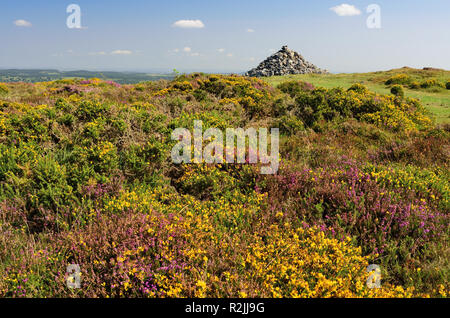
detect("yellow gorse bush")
[99,186,426,298]
[244,224,420,298]
[0,83,9,94]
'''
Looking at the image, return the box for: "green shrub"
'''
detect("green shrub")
[409,81,421,89]
[277,80,315,98]
[55,98,73,112]
[390,85,405,97]
[91,141,119,176]
[275,115,305,135]
[176,164,242,200]
[446,82,450,90]
[385,74,411,85]
[193,88,209,101]
[290,84,431,132]
[56,113,74,127]
[0,145,20,184]
[31,155,74,211]
[347,83,369,94]
[82,119,106,140]
[0,83,9,95]
[293,89,326,127]
[7,111,49,142]
[166,96,187,115]
[420,79,444,89]
[120,141,168,183]
[172,81,194,92]
[75,100,110,121]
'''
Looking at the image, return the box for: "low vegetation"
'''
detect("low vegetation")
[266,67,450,124]
[0,73,448,297]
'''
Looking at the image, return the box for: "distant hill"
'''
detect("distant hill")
[0,69,175,84]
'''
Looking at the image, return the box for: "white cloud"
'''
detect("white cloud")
[246,28,255,33]
[89,51,107,56]
[249,57,256,62]
[217,48,225,53]
[330,4,361,16]
[171,47,200,56]
[226,53,233,58]
[14,19,32,27]
[111,50,133,55]
[172,19,205,29]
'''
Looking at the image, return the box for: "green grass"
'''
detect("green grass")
[264,67,450,124]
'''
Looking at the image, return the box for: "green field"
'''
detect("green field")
[0,69,175,84]
[265,67,450,124]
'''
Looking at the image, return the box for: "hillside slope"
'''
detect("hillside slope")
[0,75,448,297]
[265,67,450,123]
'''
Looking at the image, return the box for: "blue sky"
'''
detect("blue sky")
[1,0,449,73]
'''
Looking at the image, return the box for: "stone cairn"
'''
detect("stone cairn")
[245,45,328,77]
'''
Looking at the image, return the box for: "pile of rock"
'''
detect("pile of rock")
[245,46,328,77]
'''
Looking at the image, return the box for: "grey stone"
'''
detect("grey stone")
[245,45,328,77]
